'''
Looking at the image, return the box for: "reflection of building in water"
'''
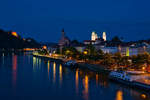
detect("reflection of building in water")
[53,62,56,83]
[47,61,50,80]
[33,57,42,71]
[38,59,41,68]
[59,64,62,85]
[12,55,17,87]
[82,75,89,100]
[98,74,108,87]
[2,53,4,64]
[33,57,36,69]
[96,74,98,86]
[129,88,150,100]
[75,69,79,94]
[116,90,123,100]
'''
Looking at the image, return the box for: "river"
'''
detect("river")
[0,52,149,100]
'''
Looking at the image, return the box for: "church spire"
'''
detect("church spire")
[102,32,106,41]
[62,28,65,37]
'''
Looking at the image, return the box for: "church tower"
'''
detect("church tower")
[91,31,98,41]
[62,28,65,38]
[102,32,106,41]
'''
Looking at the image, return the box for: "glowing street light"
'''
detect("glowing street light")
[83,51,88,55]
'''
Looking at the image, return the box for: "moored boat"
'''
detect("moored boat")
[109,70,150,91]
[64,60,78,67]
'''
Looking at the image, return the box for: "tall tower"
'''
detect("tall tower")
[102,32,106,41]
[91,31,98,41]
[62,29,65,37]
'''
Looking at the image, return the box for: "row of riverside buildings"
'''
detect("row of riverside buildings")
[47,29,150,56]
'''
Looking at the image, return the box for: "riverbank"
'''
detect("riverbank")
[32,53,150,92]
[78,62,111,73]
[32,53,111,73]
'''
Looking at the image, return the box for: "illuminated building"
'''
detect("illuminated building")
[91,31,98,41]
[58,29,70,54]
[58,29,70,46]
[102,32,106,41]
[84,31,106,45]
[43,45,47,49]
[11,32,18,37]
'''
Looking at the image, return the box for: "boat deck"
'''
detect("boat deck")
[135,74,150,86]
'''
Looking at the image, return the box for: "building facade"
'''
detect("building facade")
[58,29,70,46]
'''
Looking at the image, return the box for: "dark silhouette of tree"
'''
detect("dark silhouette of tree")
[111,36,122,43]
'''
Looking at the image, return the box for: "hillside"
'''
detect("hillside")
[0,29,40,49]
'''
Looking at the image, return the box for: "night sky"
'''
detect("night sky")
[1,0,150,42]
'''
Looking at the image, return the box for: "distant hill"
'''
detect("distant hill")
[0,29,40,49]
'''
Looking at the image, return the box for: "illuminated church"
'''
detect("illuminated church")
[91,31,106,41]
[84,31,107,45]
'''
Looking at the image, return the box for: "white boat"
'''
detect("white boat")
[109,70,150,91]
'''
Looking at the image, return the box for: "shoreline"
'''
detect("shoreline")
[32,53,110,73]
[32,53,150,92]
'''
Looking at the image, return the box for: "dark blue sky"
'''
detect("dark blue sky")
[1,0,150,42]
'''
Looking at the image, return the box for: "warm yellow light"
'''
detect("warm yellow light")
[11,32,18,37]
[84,75,88,93]
[141,94,146,99]
[75,69,79,94]
[96,74,98,85]
[53,62,56,83]
[43,46,47,49]
[84,51,88,55]
[142,67,146,70]
[24,48,35,51]
[59,64,62,84]
[66,50,70,53]
[82,75,89,100]
[116,90,123,100]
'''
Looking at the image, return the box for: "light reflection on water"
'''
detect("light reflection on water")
[12,55,17,88]
[47,61,50,80]
[116,90,123,100]
[82,75,89,100]
[75,69,79,95]
[59,64,62,85]
[53,62,56,84]
[0,53,150,100]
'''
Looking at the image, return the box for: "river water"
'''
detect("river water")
[0,52,149,100]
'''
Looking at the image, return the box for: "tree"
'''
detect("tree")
[111,36,122,43]
[131,52,150,69]
[114,52,122,68]
[85,44,98,61]
[121,56,131,67]
[71,40,80,45]
[97,49,104,59]
[102,53,115,67]
[62,47,79,58]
